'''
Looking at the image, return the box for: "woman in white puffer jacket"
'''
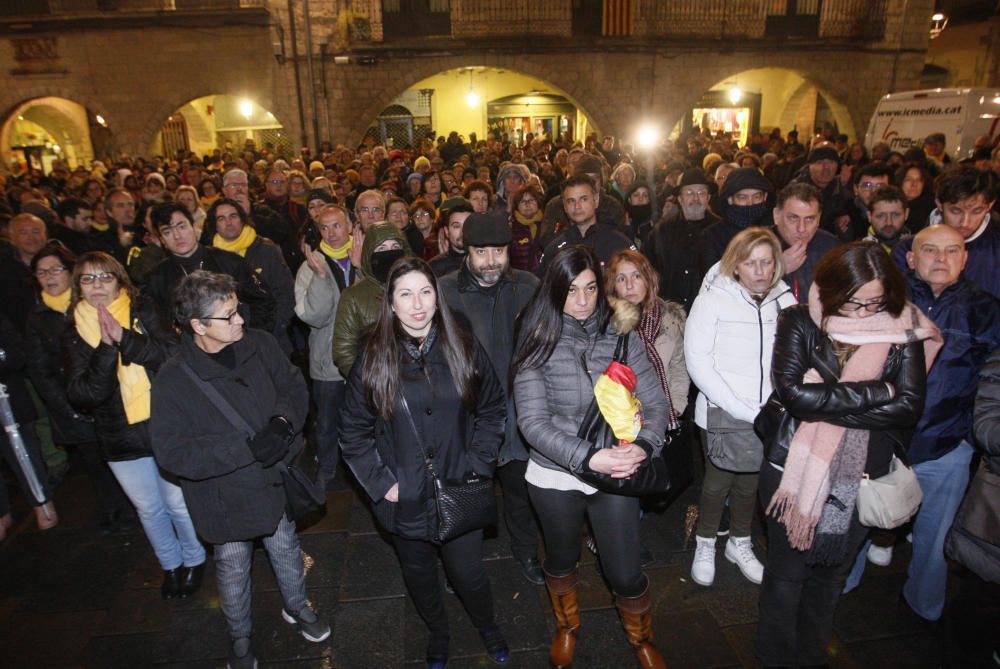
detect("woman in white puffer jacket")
[685,227,796,587]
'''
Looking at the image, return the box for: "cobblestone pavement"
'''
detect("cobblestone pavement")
[1,462,995,668]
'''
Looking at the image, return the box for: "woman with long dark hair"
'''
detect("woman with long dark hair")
[339,257,509,669]
[512,245,670,669]
[755,241,941,667]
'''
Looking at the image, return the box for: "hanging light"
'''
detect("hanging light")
[239,99,254,119]
[929,13,948,39]
[728,87,743,104]
[465,68,479,108]
[95,114,107,127]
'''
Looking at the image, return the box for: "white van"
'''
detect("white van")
[864,88,1000,161]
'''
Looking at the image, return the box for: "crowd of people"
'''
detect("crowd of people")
[0,122,998,669]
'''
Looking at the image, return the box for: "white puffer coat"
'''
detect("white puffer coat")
[685,262,796,428]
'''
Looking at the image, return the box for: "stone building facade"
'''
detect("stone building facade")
[0,0,934,162]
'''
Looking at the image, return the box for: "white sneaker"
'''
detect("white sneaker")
[725,536,764,584]
[867,544,893,567]
[691,536,716,586]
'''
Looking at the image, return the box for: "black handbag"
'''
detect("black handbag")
[178,361,325,521]
[574,333,673,497]
[398,394,497,543]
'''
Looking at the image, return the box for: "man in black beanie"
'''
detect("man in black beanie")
[793,145,853,238]
[438,212,544,585]
[700,166,776,269]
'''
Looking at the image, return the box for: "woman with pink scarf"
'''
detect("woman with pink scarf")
[754,241,942,668]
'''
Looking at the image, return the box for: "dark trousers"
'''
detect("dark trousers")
[756,463,870,666]
[312,380,345,480]
[528,483,645,597]
[393,529,495,655]
[495,459,540,562]
[72,441,130,517]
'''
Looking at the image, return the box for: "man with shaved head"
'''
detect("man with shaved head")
[845,223,1000,621]
[1,213,48,329]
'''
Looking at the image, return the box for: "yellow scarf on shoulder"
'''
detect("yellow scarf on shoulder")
[42,288,72,314]
[320,236,352,260]
[73,290,151,424]
[91,221,110,232]
[213,225,257,257]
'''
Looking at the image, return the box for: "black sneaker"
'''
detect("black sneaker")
[227,637,257,669]
[281,606,331,643]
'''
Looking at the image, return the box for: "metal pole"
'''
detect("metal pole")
[303,0,320,150]
[287,0,308,150]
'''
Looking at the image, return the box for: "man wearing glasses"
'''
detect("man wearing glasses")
[141,203,276,341]
[642,169,719,312]
[353,189,386,232]
[842,164,895,242]
[262,167,308,270]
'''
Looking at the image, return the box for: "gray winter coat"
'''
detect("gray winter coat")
[294,262,344,383]
[513,300,669,476]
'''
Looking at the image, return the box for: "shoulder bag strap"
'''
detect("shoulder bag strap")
[178,359,256,439]
[397,392,437,479]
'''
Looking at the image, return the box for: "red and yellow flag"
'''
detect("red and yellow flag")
[602,0,634,36]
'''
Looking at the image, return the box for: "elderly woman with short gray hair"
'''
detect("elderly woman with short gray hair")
[150,270,329,669]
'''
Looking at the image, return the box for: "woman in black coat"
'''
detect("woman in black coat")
[754,242,940,667]
[25,245,130,533]
[63,252,205,599]
[339,257,509,669]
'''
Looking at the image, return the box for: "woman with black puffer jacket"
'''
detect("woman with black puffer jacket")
[753,242,941,668]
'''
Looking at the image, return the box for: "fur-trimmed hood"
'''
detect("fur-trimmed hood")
[608,296,640,335]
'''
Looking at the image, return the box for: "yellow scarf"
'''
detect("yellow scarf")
[867,225,892,255]
[514,210,543,240]
[213,225,257,257]
[320,236,352,260]
[73,291,151,425]
[91,221,110,232]
[42,288,71,314]
[201,194,219,209]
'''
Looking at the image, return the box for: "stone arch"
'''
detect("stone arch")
[0,95,110,167]
[340,55,613,146]
[0,89,115,168]
[139,89,296,158]
[667,65,858,142]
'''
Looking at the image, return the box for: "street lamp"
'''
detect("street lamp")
[636,122,660,222]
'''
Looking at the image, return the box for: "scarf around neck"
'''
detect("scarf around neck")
[766,283,942,563]
[91,221,110,232]
[320,237,352,260]
[635,300,679,431]
[401,324,438,363]
[213,225,257,257]
[514,210,543,240]
[73,290,152,425]
[42,288,72,314]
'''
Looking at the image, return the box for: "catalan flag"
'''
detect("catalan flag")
[602,0,634,36]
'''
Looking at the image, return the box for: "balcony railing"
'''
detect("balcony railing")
[0,0,264,17]
[375,0,887,43]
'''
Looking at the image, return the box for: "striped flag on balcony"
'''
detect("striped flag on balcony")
[602,0,633,36]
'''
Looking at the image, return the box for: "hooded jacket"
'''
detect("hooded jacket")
[332,222,412,377]
[513,299,668,477]
[686,262,797,428]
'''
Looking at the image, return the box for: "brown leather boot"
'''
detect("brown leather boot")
[615,581,666,669]
[544,569,580,668]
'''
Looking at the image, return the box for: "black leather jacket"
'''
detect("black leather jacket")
[755,305,927,477]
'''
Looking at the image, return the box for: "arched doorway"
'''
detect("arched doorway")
[152,95,291,160]
[366,66,598,146]
[673,67,856,145]
[1,97,97,173]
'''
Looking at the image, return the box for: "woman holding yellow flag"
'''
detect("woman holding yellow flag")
[64,252,205,599]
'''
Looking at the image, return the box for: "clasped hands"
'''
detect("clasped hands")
[588,442,648,479]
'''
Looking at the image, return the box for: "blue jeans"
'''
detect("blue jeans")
[903,441,974,620]
[312,380,345,480]
[108,457,205,571]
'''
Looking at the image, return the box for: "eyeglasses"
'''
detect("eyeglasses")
[267,179,287,186]
[843,299,888,313]
[680,189,709,198]
[201,304,244,324]
[79,272,117,285]
[357,206,384,215]
[35,266,68,278]
[858,181,885,191]
[413,211,432,219]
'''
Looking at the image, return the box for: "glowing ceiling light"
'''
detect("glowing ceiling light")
[96,114,107,126]
[637,123,659,149]
[729,87,743,104]
[239,100,254,119]
[466,90,480,108]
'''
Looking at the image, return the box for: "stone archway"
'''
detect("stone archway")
[331,54,617,146]
[0,96,101,170]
